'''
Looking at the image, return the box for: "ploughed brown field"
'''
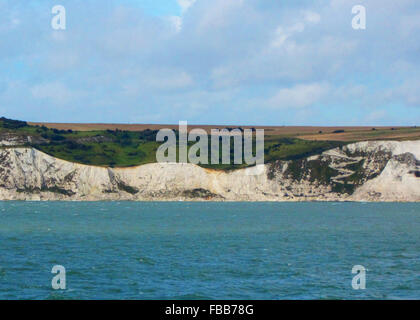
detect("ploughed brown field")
[28,122,420,142]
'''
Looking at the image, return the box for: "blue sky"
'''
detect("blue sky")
[0,0,419,125]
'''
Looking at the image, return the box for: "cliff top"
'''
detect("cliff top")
[1,117,419,169]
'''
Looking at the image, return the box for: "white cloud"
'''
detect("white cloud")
[177,0,197,13]
[267,83,330,109]
[271,23,305,48]
[196,0,244,31]
[270,11,320,49]
[304,11,321,24]
[169,15,182,32]
[1,0,420,123]
[171,0,197,33]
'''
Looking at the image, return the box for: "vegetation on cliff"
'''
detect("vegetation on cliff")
[1,117,346,169]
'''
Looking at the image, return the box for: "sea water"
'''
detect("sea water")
[0,201,419,299]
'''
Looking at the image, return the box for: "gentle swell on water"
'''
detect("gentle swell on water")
[0,201,419,299]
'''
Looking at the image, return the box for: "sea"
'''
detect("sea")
[0,201,419,300]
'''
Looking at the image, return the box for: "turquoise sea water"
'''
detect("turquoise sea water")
[0,201,419,300]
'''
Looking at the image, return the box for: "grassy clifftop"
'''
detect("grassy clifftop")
[1,117,160,167]
[1,117,417,169]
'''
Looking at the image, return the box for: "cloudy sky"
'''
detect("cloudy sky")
[0,0,419,125]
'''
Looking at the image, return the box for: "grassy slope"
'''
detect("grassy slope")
[1,117,418,170]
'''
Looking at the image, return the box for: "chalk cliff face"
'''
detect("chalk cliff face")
[0,140,419,201]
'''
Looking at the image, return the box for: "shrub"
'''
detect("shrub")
[0,117,28,129]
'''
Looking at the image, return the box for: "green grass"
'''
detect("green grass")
[264,137,344,162]
[37,141,160,167]
[1,117,348,169]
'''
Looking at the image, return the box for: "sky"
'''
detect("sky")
[0,0,419,125]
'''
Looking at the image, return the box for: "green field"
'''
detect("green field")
[0,117,372,169]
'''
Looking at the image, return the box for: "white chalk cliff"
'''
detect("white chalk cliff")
[0,140,419,201]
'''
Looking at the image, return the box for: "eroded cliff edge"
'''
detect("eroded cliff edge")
[0,140,419,201]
